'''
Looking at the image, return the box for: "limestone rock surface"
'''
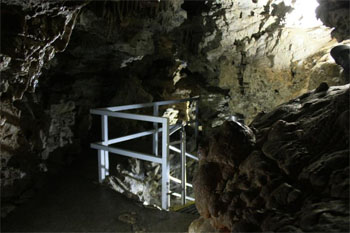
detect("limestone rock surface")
[0,1,85,215]
[180,0,347,124]
[193,83,349,232]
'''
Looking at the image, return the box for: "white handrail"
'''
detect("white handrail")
[90,97,199,210]
[92,96,200,112]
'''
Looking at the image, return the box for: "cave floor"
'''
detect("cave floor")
[2,152,197,232]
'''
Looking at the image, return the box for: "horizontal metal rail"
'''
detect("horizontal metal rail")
[169,145,199,161]
[171,192,195,201]
[91,143,162,164]
[170,140,182,146]
[105,123,184,145]
[169,176,193,188]
[106,129,157,145]
[94,96,200,112]
[90,110,166,123]
[169,123,183,135]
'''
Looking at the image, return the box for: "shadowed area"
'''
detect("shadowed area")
[2,152,197,232]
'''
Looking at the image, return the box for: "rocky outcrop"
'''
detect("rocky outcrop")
[177,0,347,124]
[188,216,217,233]
[316,0,350,42]
[0,0,85,216]
[193,83,349,232]
[0,1,85,100]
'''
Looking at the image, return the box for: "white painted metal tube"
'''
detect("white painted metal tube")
[90,110,165,123]
[169,176,193,188]
[105,123,183,146]
[153,105,159,156]
[185,152,199,161]
[171,192,195,201]
[107,124,181,145]
[169,123,182,136]
[107,129,157,145]
[161,118,170,210]
[91,143,162,164]
[195,101,199,145]
[170,140,182,146]
[99,96,199,112]
[102,115,109,176]
[181,125,186,205]
[169,145,199,161]
[97,149,105,183]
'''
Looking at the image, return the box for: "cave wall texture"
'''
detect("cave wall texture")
[193,83,349,232]
[1,0,349,218]
[0,0,87,216]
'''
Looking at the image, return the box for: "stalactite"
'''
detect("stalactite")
[110,2,117,36]
[238,51,247,95]
[102,1,108,20]
[132,0,136,14]
[121,1,125,21]
[182,27,194,50]
[156,1,160,15]
[100,0,175,36]
[149,2,154,17]
[126,0,129,14]
[116,1,121,23]
[136,0,140,12]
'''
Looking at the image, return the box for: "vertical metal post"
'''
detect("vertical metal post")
[161,118,170,210]
[101,115,109,179]
[153,104,159,156]
[181,124,187,205]
[194,100,199,146]
[98,149,105,183]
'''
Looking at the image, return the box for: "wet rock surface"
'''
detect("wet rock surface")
[193,84,349,232]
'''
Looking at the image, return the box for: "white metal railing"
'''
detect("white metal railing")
[90,97,199,210]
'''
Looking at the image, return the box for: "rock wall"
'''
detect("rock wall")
[175,0,348,125]
[193,83,349,232]
[0,0,85,216]
[1,0,191,212]
[317,0,350,42]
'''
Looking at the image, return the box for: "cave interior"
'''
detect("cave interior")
[1,0,349,232]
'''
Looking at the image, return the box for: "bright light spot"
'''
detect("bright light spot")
[173,59,187,85]
[284,0,323,28]
[162,108,179,125]
[33,79,39,88]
